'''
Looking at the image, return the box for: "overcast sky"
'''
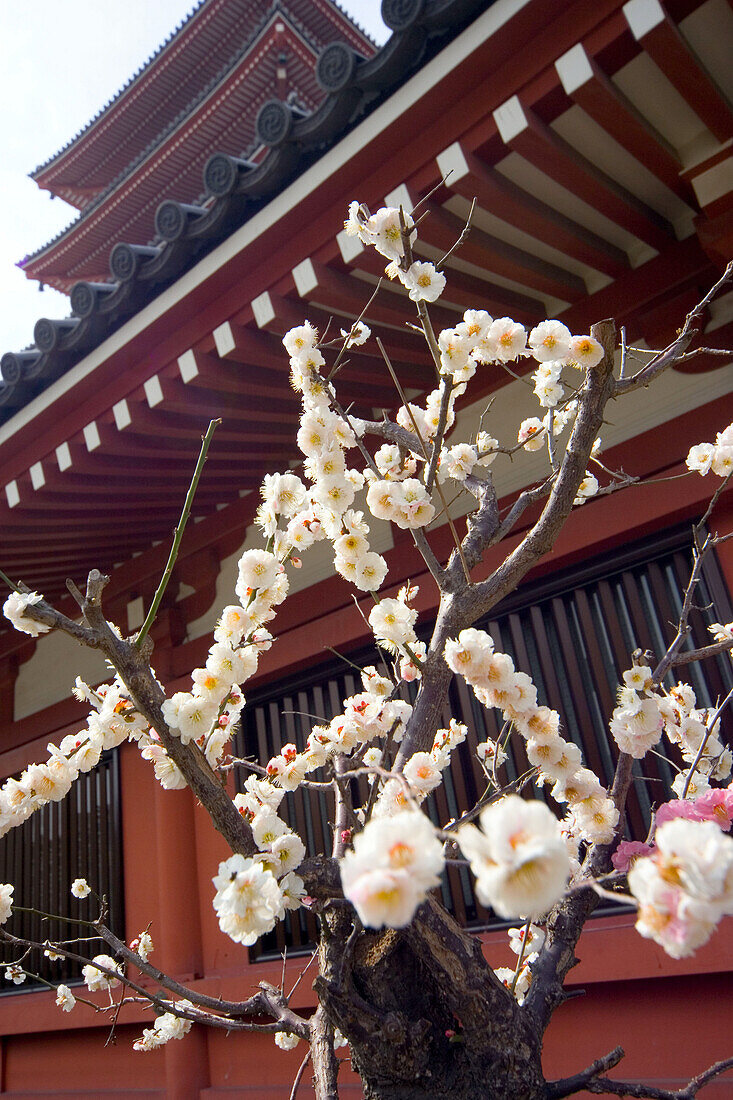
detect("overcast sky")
[0,1,388,354]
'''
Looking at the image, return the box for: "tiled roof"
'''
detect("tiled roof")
[1,0,490,424]
[23,7,328,287]
[31,0,375,189]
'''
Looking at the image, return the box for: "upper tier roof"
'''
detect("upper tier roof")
[31,0,375,206]
[3,0,731,444]
[22,9,336,291]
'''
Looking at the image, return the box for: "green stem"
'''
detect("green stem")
[0,568,20,594]
[135,419,220,648]
[12,905,99,928]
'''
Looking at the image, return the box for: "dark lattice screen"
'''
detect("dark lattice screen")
[235,528,733,956]
[0,750,125,992]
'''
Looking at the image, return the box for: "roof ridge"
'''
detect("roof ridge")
[30,0,210,179]
[23,6,319,269]
[316,0,379,46]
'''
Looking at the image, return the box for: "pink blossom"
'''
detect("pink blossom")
[612,840,654,873]
[655,800,701,827]
[691,789,733,830]
[656,791,733,831]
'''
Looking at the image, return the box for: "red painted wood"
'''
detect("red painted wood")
[418,201,587,302]
[638,10,733,143]
[567,53,694,203]
[450,148,630,277]
[505,103,674,250]
[558,234,714,332]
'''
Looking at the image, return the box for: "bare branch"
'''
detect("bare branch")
[547,1046,625,1098]
[614,261,733,395]
[136,418,220,647]
[582,1055,733,1098]
[436,197,475,270]
[670,636,733,666]
[309,1005,340,1100]
[289,1048,312,1100]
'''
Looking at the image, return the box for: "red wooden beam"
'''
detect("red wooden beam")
[292,258,429,331]
[558,234,715,332]
[493,97,675,250]
[115,408,293,445]
[438,143,630,278]
[554,43,694,204]
[128,387,301,427]
[171,349,291,400]
[294,252,543,329]
[208,325,290,373]
[58,441,284,482]
[624,0,733,144]
[417,202,587,303]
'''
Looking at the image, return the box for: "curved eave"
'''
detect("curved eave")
[23,12,328,277]
[5,0,732,430]
[31,0,376,195]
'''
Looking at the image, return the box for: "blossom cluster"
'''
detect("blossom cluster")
[457,796,570,920]
[2,590,50,637]
[493,923,546,1005]
[82,954,122,992]
[628,819,733,957]
[259,661,413,809]
[611,673,731,798]
[0,675,148,840]
[686,423,733,477]
[133,1001,195,1052]
[0,883,13,925]
[340,810,444,928]
[211,849,303,946]
[444,628,618,846]
[345,203,445,302]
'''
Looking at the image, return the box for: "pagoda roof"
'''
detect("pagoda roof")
[31,0,374,205]
[22,8,334,291]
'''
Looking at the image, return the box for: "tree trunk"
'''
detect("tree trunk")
[315,899,547,1099]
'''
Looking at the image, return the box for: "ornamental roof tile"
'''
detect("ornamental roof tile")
[31,0,375,190]
[2,0,490,424]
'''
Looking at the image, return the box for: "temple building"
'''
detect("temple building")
[0,0,731,1095]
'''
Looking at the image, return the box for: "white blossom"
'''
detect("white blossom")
[82,954,121,991]
[340,811,444,928]
[3,591,51,637]
[457,795,570,919]
[55,984,76,1012]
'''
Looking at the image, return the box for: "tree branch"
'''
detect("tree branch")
[22,569,257,861]
[309,1005,340,1100]
[583,1056,733,1098]
[614,260,733,396]
[466,320,616,621]
[547,1046,625,1098]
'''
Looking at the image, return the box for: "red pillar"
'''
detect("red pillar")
[153,781,210,1098]
[712,493,733,603]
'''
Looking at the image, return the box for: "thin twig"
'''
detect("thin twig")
[0,568,20,593]
[436,197,476,270]
[510,917,532,996]
[136,419,220,647]
[681,686,733,799]
[326,279,383,382]
[289,1049,312,1099]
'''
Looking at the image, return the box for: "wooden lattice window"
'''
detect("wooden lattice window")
[0,750,125,992]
